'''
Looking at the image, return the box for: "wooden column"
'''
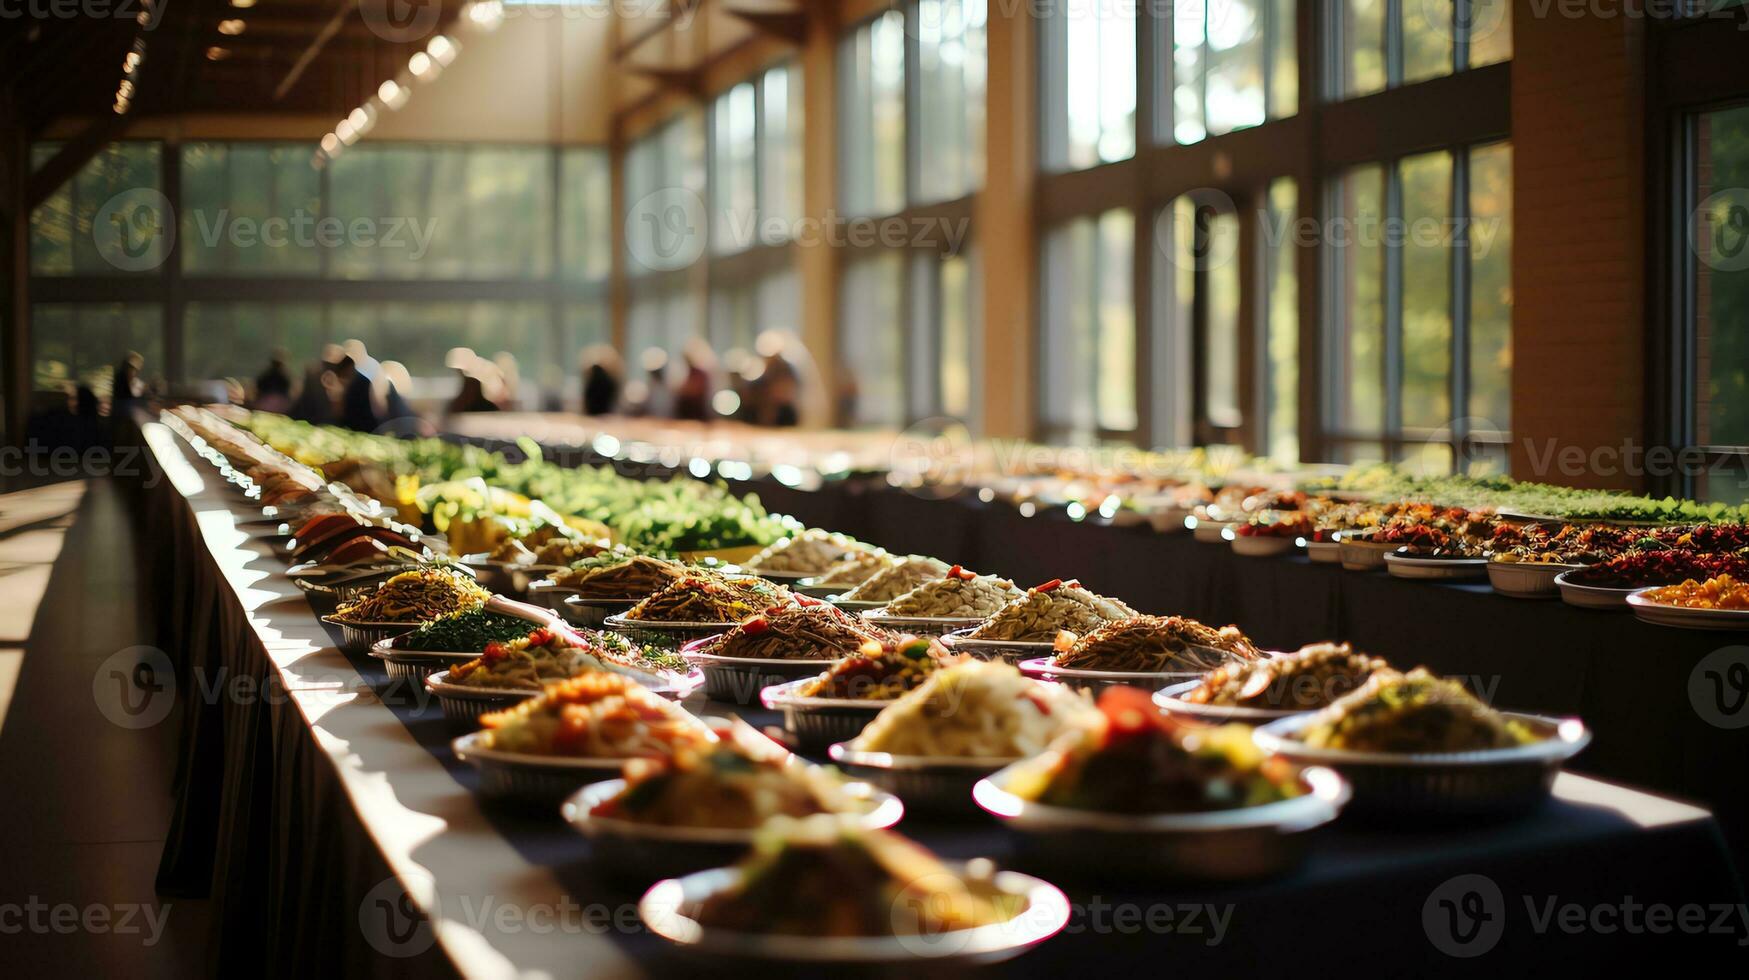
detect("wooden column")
[797,2,840,427]
[976,4,1036,439]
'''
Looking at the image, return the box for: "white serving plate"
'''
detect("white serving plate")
[1486,560,1581,599]
[938,630,1055,664]
[972,763,1349,881]
[759,677,896,749]
[637,863,1069,964]
[1553,571,1638,610]
[1017,657,1200,697]
[1152,679,1311,723]
[1252,712,1590,818]
[827,743,1020,817]
[1382,552,1489,581]
[450,731,640,801]
[1625,591,1749,630]
[563,778,902,882]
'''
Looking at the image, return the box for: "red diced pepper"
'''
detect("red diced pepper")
[741,616,770,635]
[1035,578,1063,592]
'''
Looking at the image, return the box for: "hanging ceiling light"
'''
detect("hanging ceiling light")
[427,34,459,66]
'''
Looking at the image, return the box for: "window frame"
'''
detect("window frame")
[833,2,985,428]
[1034,1,1510,466]
[1649,11,1749,500]
[27,138,613,401]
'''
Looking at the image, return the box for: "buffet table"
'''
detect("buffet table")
[447,417,1749,863]
[133,418,1748,977]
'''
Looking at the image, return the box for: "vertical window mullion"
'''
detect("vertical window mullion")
[1385,0,1404,89]
[1454,0,1472,73]
[1383,159,1405,458]
[1450,148,1472,465]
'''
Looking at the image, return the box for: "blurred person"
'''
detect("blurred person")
[447,372,501,416]
[752,331,799,427]
[674,338,717,422]
[289,363,332,424]
[492,352,523,410]
[334,356,382,432]
[581,345,623,416]
[254,352,293,414]
[376,360,426,435]
[110,351,145,414]
[835,364,861,427]
[722,348,758,422]
[626,347,673,418]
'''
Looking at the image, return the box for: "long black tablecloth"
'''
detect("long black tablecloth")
[140,424,1749,976]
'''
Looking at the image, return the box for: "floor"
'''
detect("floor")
[0,479,210,979]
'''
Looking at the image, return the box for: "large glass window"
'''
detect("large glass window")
[711,63,806,253]
[1042,0,1137,170]
[1172,0,1297,144]
[839,11,907,216]
[560,147,613,281]
[30,303,163,394]
[180,142,322,276]
[1040,210,1136,440]
[29,142,164,277]
[183,303,325,384]
[914,0,988,203]
[625,112,707,275]
[1688,103,1749,502]
[326,144,553,280]
[1325,143,1512,470]
[1334,0,1511,100]
[839,253,907,426]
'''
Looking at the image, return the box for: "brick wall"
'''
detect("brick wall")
[1509,8,1647,489]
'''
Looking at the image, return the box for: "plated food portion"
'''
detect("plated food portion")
[837,556,951,604]
[639,818,1067,963]
[442,628,686,692]
[758,636,957,748]
[1627,574,1749,629]
[389,607,542,653]
[623,575,790,625]
[1254,668,1589,816]
[848,659,1099,760]
[744,529,873,577]
[976,687,1346,879]
[872,566,1022,622]
[1160,642,1389,721]
[965,579,1137,643]
[1049,615,1260,673]
[334,567,490,624]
